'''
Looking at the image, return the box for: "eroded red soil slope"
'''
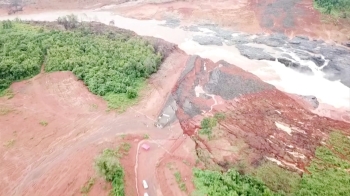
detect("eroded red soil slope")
[172,56,350,172]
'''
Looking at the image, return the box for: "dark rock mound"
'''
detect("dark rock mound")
[236,45,275,61]
[192,35,223,46]
[277,58,313,75]
[254,34,287,47]
[311,55,325,67]
[204,69,273,100]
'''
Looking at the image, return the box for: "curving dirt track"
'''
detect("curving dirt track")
[0,50,189,196]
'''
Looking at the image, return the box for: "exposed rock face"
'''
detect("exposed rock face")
[168,56,350,172]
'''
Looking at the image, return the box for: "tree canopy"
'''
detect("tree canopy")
[0,20,162,110]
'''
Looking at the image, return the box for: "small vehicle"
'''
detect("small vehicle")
[142,180,148,189]
[144,193,149,196]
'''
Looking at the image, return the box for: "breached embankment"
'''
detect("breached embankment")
[156,55,350,172]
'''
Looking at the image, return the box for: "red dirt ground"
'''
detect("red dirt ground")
[111,0,350,43]
[1,0,350,195]
[1,0,349,41]
[0,50,192,196]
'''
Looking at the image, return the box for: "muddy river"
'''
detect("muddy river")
[1,9,349,113]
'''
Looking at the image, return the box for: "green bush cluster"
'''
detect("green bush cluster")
[253,162,301,195]
[0,20,162,110]
[199,112,225,136]
[192,168,277,196]
[174,171,187,192]
[95,149,125,196]
[314,0,350,16]
[295,132,350,196]
[193,132,350,196]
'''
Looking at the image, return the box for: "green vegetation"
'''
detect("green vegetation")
[39,121,48,126]
[199,112,225,136]
[174,171,187,192]
[143,134,150,139]
[0,89,14,99]
[95,148,125,196]
[0,107,13,115]
[81,177,96,195]
[314,0,350,17]
[120,142,131,154]
[192,168,277,196]
[295,132,350,196]
[193,132,350,196]
[0,19,162,111]
[253,162,301,195]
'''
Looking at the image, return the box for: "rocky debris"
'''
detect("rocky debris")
[291,49,312,60]
[236,44,275,61]
[225,34,251,45]
[277,58,314,75]
[205,68,274,100]
[161,18,180,28]
[189,24,350,87]
[181,25,200,32]
[155,95,177,128]
[322,55,350,87]
[192,35,223,46]
[254,34,287,47]
[311,55,325,67]
[343,42,350,48]
[290,40,319,53]
[298,95,319,109]
[215,30,233,40]
[289,37,304,44]
[170,55,350,172]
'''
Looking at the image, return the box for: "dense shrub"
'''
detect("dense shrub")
[192,168,278,196]
[95,148,125,196]
[199,112,225,136]
[193,132,350,196]
[253,162,301,195]
[295,132,350,196]
[0,20,162,110]
[314,0,350,16]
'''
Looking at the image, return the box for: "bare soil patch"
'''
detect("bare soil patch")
[0,48,189,195]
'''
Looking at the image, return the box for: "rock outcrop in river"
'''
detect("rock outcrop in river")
[185,24,350,88]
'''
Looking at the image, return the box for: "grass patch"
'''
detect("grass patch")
[39,121,48,126]
[314,0,350,18]
[295,132,350,196]
[0,89,14,99]
[192,132,350,196]
[81,177,96,194]
[0,107,13,115]
[143,134,150,139]
[199,112,226,138]
[120,142,131,154]
[192,168,277,196]
[3,139,16,147]
[253,162,301,195]
[174,171,187,192]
